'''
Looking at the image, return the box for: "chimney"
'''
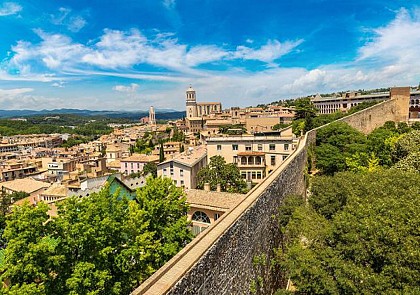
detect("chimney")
[216,183,221,192]
[204,183,210,192]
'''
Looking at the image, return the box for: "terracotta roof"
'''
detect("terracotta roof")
[107,160,121,168]
[186,189,246,211]
[121,154,159,163]
[160,146,206,167]
[42,183,68,197]
[1,178,50,194]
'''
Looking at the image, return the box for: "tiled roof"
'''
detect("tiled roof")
[1,178,50,194]
[186,189,246,211]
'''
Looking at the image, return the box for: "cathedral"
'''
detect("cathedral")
[185,86,222,118]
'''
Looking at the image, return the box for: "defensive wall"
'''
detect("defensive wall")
[132,87,410,295]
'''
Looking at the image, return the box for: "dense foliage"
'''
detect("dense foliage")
[0,177,192,295]
[276,170,420,294]
[197,155,248,193]
[314,121,417,175]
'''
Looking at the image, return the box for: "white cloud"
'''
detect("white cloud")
[113,83,139,93]
[232,39,303,63]
[163,0,176,10]
[68,16,87,32]
[51,7,87,32]
[4,7,420,111]
[358,8,420,66]
[0,87,33,95]
[0,2,21,16]
[7,28,301,75]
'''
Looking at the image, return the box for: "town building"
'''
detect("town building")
[186,188,246,235]
[311,88,420,118]
[206,128,296,183]
[157,145,207,189]
[120,154,159,175]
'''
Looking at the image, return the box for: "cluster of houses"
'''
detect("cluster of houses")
[6,85,417,236]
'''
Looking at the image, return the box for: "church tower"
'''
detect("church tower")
[186,85,197,118]
[149,106,156,125]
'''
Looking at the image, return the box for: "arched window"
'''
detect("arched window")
[192,211,211,224]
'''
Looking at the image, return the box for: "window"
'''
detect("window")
[192,211,211,224]
[217,145,222,151]
[283,155,288,161]
[137,163,140,169]
[269,144,275,151]
[125,162,128,168]
[241,172,246,179]
[284,144,289,151]
[245,145,252,151]
[180,169,184,177]
[257,172,262,179]
[233,156,238,164]
[271,155,276,166]
[214,213,220,221]
[180,180,184,186]
[232,144,238,151]
[170,168,174,176]
[252,171,256,179]
[257,144,263,151]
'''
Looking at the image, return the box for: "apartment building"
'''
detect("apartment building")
[206,128,296,183]
[120,154,159,175]
[157,145,207,189]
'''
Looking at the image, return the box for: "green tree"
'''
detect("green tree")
[142,162,157,178]
[315,122,367,175]
[196,155,247,193]
[272,123,290,131]
[135,177,192,268]
[294,97,317,133]
[278,170,420,294]
[1,179,192,295]
[159,142,165,162]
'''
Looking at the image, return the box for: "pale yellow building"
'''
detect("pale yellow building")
[157,145,207,189]
[206,128,296,183]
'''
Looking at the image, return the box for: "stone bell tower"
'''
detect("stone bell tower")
[186,85,197,118]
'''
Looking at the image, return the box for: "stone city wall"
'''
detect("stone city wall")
[132,88,409,295]
[133,130,316,295]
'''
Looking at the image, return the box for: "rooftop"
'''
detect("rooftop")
[1,178,50,194]
[121,154,159,163]
[160,146,207,167]
[186,189,246,211]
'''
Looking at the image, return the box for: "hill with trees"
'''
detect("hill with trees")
[271,121,420,294]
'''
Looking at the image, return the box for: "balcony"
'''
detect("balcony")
[236,152,265,168]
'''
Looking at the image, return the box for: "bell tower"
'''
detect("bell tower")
[186,85,197,118]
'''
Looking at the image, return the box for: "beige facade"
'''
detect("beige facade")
[206,129,295,183]
[196,102,222,116]
[245,116,294,134]
[185,189,246,236]
[157,146,207,189]
[312,87,418,115]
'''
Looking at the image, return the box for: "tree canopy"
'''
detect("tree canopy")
[197,155,248,193]
[277,170,420,294]
[1,177,192,295]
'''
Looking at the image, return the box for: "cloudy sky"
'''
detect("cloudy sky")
[0,0,420,111]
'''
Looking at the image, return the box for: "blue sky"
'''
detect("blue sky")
[0,0,420,111]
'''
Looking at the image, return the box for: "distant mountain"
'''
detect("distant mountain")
[0,109,185,120]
